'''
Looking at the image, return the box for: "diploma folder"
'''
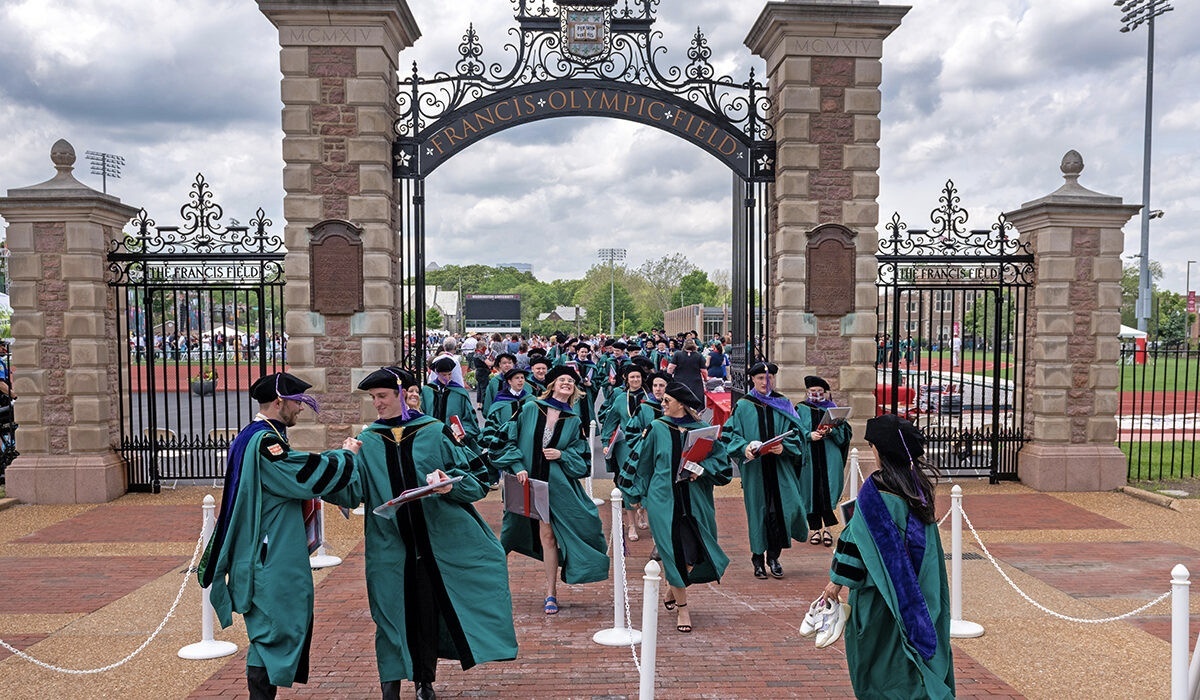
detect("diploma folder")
[501,471,550,523]
[676,424,721,482]
[817,406,851,429]
[752,429,796,457]
[372,476,465,519]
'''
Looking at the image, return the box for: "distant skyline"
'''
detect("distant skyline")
[0,1,1197,291]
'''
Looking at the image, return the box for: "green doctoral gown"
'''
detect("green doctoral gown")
[619,415,730,589]
[492,399,609,584]
[482,373,505,413]
[719,393,809,554]
[796,401,852,529]
[573,359,599,433]
[421,380,481,454]
[830,485,955,699]
[325,414,517,684]
[202,420,357,687]
[480,392,528,453]
[599,387,646,475]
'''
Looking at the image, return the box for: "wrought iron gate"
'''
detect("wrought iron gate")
[392,0,775,390]
[108,176,286,492]
[875,182,1034,482]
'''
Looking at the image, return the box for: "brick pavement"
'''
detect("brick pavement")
[0,484,1195,698]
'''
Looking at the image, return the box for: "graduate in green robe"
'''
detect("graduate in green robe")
[619,370,668,540]
[619,382,730,634]
[599,361,651,539]
[719,361,808,580]
[199,372,360,699]
[569,341,600,438]
[481,353,517,414]
[597,340,629,402]
[491,365,609,615]
[480,367,531,454]
[823,414,954,699]
[421,355,483,460]
[328,368,517,700]
[796,375,852,547]
[524,354,551,397]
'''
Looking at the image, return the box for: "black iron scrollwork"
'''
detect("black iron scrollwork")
[107,174,285,286]
[397,1,773,170]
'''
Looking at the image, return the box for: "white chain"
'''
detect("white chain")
[938,507,951,526]
[959,507,1170,623]
[619,544,641,673]
[0,526,208,673]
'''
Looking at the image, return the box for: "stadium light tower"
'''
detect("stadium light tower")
[85,150,125,194]
[1114,0,1173,332]
[597,248,626,335]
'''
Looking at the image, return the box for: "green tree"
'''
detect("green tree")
[583,281,637,335]
[1155,291,1187,346]
[963,291,1016,350]
[635,253,697,319]
[425,306,444,330]
[1121,261,1164,328]
[0,308,10,339]
[678,269,719,307]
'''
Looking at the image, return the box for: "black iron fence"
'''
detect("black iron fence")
[1118,342,1200,481]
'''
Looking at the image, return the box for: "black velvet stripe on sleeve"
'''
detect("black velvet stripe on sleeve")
[832,560,867,582]
[296,452,321,482]
[329,452,355,492]
[835,538,861,559]
[260,436,289,462]
[310,454,341,492]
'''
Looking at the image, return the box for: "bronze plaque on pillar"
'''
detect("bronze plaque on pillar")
[806,223,857,316]
[309,220,364,315]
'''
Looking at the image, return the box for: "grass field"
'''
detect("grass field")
[1120,440,1200,481]
[1120,356,1200,392]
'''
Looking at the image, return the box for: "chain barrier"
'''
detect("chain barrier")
[958,507,1170,623]
[619,540,641,673]
[0,525,208,673]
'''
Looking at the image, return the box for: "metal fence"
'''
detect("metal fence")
[1119,342,1200,481]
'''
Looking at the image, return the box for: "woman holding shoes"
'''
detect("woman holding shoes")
[820,414,954,698]
[618,382,730,634]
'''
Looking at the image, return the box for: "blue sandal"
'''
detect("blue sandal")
[544,596,558,615]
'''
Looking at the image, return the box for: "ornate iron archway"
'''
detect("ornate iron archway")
[394,0,776,389]
[876,182,1035,482]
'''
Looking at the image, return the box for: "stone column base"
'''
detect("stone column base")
[1020,443,1127,492]
[5,451,127,504]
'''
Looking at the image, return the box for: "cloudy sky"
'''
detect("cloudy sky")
[1,0,1197,294]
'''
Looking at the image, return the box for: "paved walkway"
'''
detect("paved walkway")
[0,479,1194,698]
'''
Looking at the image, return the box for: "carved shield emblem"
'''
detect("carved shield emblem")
[562,9,610,63]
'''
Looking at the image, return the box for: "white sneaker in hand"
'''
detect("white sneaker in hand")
[815,602,851,648]
[799,597,831,638]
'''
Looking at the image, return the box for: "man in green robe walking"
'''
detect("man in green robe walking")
[328,367,518,700]
[421,355,483,465]
[719,361,808,580]
[199,372,361,699]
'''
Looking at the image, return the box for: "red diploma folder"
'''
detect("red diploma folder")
[501,472,550,522]
[675,424,721,482]
[372,475,465,518]
[607,428,624,451]
[752,429,796,457]
[449,415,466,441]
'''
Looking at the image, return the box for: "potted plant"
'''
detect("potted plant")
[190,368,218,396]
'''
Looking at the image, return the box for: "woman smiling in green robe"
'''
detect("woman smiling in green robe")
[491,365,609,615]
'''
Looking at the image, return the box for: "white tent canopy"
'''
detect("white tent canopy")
[1118,324,1147,339]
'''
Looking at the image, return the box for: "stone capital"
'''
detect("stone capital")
[746,3,910,66]
[256,0,421,57]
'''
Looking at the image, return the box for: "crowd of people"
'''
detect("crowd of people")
[201,327,954,699]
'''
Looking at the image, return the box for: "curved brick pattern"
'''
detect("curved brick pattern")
[0,556,187,614]
[15,505,200,544]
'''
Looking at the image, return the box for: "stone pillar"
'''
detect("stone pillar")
[745,1,909,439]
[0,140,138,503]
[1006,151,1139,491]
[256,1,420,449]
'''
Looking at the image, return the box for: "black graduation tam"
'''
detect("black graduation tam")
[804,375,830,391]
[748,361,779,377]
[622,363,647,379]
[357,366,416,392]
[630,355,654,371]
[528,355,552,369]
[430,356,458,373]
[250,372,316,411]
[612,340,628,350]
[865,413,925,461]
[528,347,548,358]
[601,338,614,348]
[544,364,580,385]
[664,381,704,410]
[503,367,531,382]
[646,371,671,386]
[575,341,591,351]
[494,352,517,365]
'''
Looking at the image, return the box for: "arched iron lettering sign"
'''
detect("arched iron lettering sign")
[394,0,776,385]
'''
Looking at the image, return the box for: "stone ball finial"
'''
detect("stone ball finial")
[50,139,76,172]
[1060,150,1083,182]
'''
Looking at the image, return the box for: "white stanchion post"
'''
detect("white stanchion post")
[179,495,238,659]
[639,560,661,700]
[949,485,984,638]
[589,420,604,506]
[594,488,642,646]
[310,500,343,569]
[1172,564,1190,700]
[848,447,859,501]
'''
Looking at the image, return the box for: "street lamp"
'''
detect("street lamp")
[1115,0,1173,333]
[597,248,626,335]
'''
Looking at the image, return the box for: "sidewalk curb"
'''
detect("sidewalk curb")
[1118,485,1179,511]
[0,497,18,513]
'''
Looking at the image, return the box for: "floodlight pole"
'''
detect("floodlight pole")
[1116,0,1173,332]
[598,248,626,335]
